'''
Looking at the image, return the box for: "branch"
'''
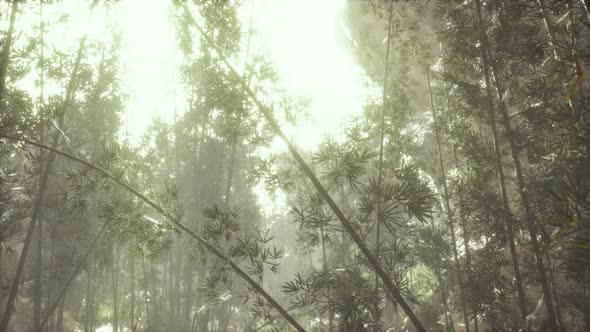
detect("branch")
[0,135,305,332]
[181,4,425,331]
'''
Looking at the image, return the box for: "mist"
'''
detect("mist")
[1,1,589,331]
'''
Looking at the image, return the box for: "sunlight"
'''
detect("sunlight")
[14,0,370,216]
[2,1,580,330]
[110,0,369,150]
[245,0,371,215]
[108,0,370,215]
[114,0,186,143]
[251,0,369,151]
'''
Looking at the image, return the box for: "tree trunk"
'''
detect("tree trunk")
[224,142,237,205]
[167,251,174,327]
[89,263,97,332]
[374,2,394,329]
[537,0,560,62]
[221,128,239,332]
[586,269,590,331]
[581,0,590,22]
[546,254,564,331]
[150,262,160,331]
[434,265,455,332]
[45,235,55,332]
[162,253,168,316]
[183,257,193,331]
[198,257,210,332]
[141,256,150,330]
[320,227,333,332]
[174,246,182,330]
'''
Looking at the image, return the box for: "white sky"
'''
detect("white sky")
[115,0,187,141]
[114,0,370,151]
[11,0,370,150]
[248,0,369,151]
[115,0,372,216]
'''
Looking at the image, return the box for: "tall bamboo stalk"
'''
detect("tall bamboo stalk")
[0,0,17,102]
[474,1,559,330]
[439,43,480,332]
[471,0,529,322]
[580,0,590,22]
[0,135,307,332]
[111,245,120,332]
[426,67,471,332]
[141,255,151,330]
[537,0,560,62]
[39,225,107,331]
[182,4,426,331]
[374,1,395,316]
[0,28,90,332]
[84,258,94,332]
[33,1,46,329]
[130,252,136,331]
[429,218,455,332]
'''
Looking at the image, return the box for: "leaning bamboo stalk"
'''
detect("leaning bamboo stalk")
[39,224,107,330]
[182,4,427,331]
[537,0,560,62]
[0,135,306,332]
[0,29,89,332]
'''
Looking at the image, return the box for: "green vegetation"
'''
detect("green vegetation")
[0,1,588,331]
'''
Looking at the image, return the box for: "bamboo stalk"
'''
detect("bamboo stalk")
[472,0,529,322]
[474,0,558,329]
[181,4,426,331]
[39,225,107,330]
[0,0,18,102]
[0,135,306,332]
[426,66,471,332]
[374,3,395,323]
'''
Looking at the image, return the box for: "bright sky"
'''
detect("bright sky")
[115,0,187,141]
[114,0,370,151]
[13,0,370,150]
[248,0,369,151]
[13,0,372,216]
[115,0,372,216]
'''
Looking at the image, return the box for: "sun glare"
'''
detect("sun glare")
[114,0,186,143]
[110,0,369,151]
[251,0,369,151]
[13,0,370,216]
[113,0,369,216]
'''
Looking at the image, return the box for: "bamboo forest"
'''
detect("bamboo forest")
[0,0,589,331]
